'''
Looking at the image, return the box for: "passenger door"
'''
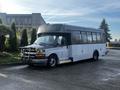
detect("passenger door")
[57,36,69,60]
[46,35,71,63]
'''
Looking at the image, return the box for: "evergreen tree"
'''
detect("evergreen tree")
[30,28,37,44]
[0,18,2,24]
[12,23,17,50]
[9,23,18,51]
[0,35,6,52]
[20,29,28,47]
[100,19,112,42]
[0,18,10,52]
[8,32,13,51]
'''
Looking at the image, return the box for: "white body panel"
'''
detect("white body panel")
[45,46,69,62]
[71,44,106,61]
[45,43,106,63]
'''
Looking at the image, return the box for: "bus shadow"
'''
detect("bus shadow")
[27,59,102,71]
[57,59,101,67]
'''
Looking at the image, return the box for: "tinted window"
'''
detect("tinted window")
[92,32,97,42]
[72,31,80,44]
[97,33,101,42]
[58,36,67,46]
[101,33,106,43]
[87,32,92,43]
[81,32,87,43]
[79,32,82,43]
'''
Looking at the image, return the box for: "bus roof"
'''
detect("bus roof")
[37,24,104,34]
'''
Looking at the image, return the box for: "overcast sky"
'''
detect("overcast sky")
[0,0,120,40]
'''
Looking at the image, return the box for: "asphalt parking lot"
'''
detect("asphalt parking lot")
[0,49,120,90]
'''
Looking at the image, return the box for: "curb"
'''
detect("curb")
[107,47,120,50]
[0,62,25,67]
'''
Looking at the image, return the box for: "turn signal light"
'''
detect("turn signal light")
[36,53,45,59]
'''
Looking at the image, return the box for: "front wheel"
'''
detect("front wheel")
[47,56,57,67]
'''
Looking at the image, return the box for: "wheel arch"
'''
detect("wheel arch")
[93,49,99,56]
[48,53,59,63]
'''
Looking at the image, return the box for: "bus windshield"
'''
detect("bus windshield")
[34,35,67,46]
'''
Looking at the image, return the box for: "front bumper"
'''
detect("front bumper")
[22,57,48,66]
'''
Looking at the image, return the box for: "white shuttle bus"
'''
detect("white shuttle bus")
[20,24,107,67]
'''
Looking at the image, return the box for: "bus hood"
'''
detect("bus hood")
[21,44,54,49]
[24,44,44,49]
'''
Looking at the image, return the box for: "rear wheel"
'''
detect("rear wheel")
[47,56,57,67]
[93,51,99,60]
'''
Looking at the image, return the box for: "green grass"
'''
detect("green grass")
[0,52,21,64]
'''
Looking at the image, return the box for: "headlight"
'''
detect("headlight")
[36,49,45,59]
[36,49,45,53]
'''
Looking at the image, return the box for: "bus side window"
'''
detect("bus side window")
[80,32,82,43]
[87,32,92,43]
[97,33,101,43]
[92,32,97,43]
[81,32,87,43]
[101,33,106,43]
[61,37,67,46]
[72,31,80,44]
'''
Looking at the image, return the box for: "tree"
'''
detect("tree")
[0,18,2,24]
[0,25,10,35]
[30,28,37,44]
[8,32,14,51]
[0,35,6,52]
[20,29,28,47]
[8,23,18,51]
[0,18,11,52]
[99,19,112,42]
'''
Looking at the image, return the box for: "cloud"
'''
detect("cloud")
[88,1,120,15]
[42,9,86,22]
[43,12,84,16]
[0,0,120,40]
[1,0,120,16]
[0,0,31,14]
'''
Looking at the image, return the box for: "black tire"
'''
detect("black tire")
[93,51,99,60]
[47,55,57,67]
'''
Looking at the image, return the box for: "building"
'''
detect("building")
[0,13,46,31]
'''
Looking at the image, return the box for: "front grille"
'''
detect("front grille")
[21,48,36,59]
[22,53,36,59]
[22,48,36,52]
